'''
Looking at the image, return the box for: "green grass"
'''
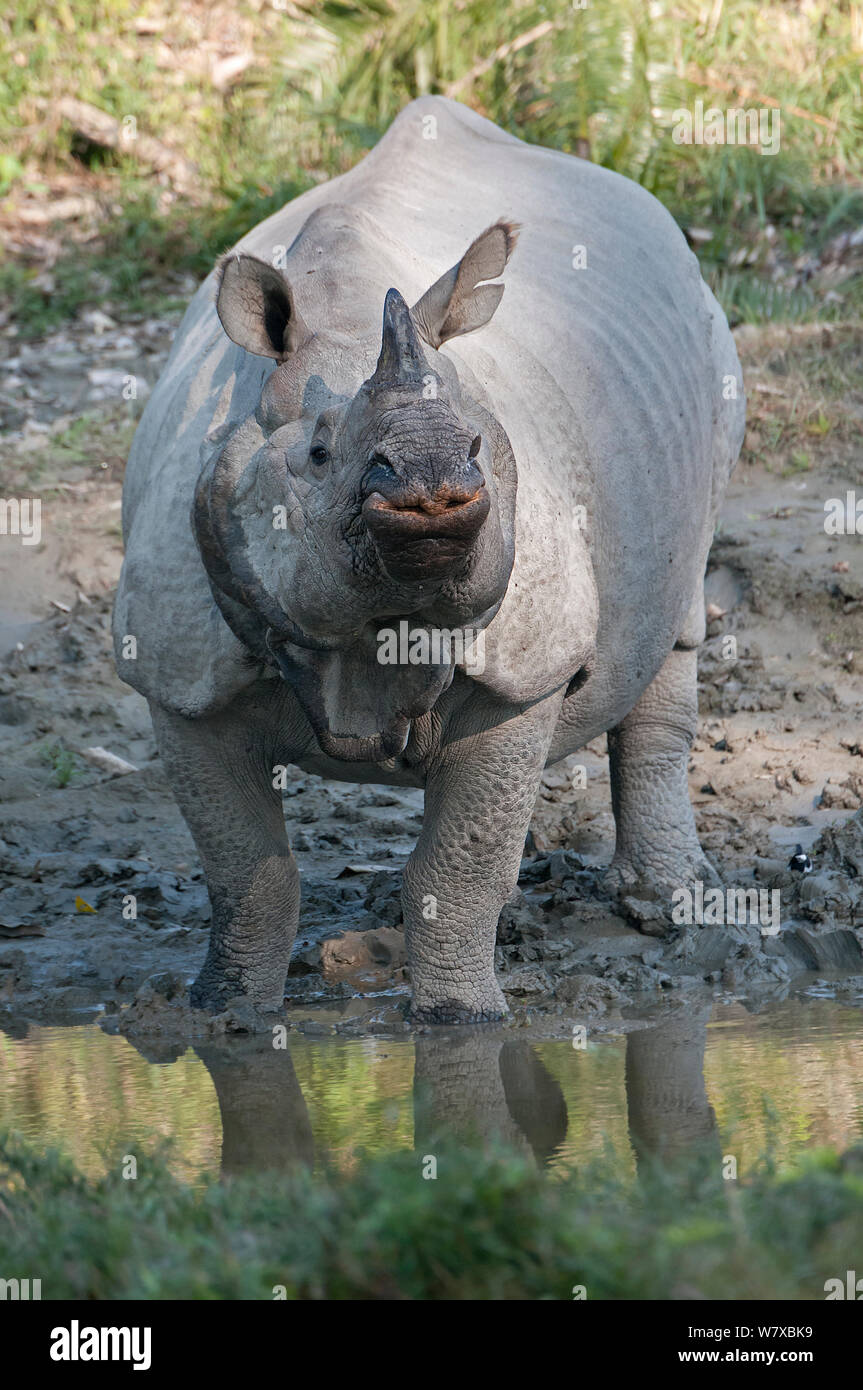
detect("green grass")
[39,738,77,788]
[1,1132,862,1299]
[0,403,139,490]
[1,0,862,336]
[0,177,314,336]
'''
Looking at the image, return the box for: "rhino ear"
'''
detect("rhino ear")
[215,253,311,360]
[411,220,519,350]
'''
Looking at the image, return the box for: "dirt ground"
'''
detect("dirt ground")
[1,313,862,1037]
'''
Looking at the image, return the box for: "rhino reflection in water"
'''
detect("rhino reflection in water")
[183,1020,715,1179]
[626,1010,719,1169]
[412,1036,568,1164]
[115,95,744,1023]
[194,1042,315,1176]
[191,1036,567,1176]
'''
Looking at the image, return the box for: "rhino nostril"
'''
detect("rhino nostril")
[368,462,486,515]
[363,451,486,512]
[364,456,400,499]
[419,478,485,514]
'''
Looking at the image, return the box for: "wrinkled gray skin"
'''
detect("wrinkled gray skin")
[115,97,745,1022]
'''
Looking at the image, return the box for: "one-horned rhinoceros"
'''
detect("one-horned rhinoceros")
[114,96,744,1022]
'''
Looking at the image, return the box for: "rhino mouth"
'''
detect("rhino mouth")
[362,487,490,582]
[315,720,412,762]
[266,626,454,763]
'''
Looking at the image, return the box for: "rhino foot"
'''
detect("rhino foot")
[409,998,509,1026]
[601,849,723,903]
[190,965,286,1015]
[190,975,238,1012]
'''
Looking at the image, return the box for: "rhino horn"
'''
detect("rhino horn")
[367,288,429,392]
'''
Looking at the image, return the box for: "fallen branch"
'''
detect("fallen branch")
[685,67,839,136]
[82,746,139,777]
[52,97,200,195]
[445,21,558,98]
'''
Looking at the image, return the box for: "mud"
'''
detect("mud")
[1,320,862,1038]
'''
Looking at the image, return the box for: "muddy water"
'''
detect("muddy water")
[1,997,861,1184]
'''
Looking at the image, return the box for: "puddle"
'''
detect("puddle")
[1,997,861,1185]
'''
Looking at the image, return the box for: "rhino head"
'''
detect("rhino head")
[193,219,519,761]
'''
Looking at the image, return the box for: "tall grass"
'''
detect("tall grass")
[1,0,861,332]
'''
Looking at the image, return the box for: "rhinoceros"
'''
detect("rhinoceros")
[114,96,744,1022]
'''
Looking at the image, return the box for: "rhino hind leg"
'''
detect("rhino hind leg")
[151,699,300,1012]
[603,644,720,898]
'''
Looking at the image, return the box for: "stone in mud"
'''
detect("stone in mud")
[356,871,404,931]
[721,945,791,990]
[361,925,407,967]
[0,695,31,726]
[620,896,672,937]
[819,775,863,810]
[609,961,672,993]
[502,964,554,998]
[320,925,407,981]
[146,970,188,1001]
[796,872,836,902]
[0,881,48,922]
[816,806,863,873]
[781,928,863,973]
[518,853,552,883]
[752,857,793,881]
[554,972,627,1015]
[111,975,280,1038]
[283,974,351,1005]
[497,896,548,945]
[795,872,856,925]
[667,921,757,975]
[0,949,31,991]
[287,941,326,975]
[294,1018,333,1036]
[546,850,584,884]
[559,909,650,959]
[333,996,410,1033]
[320,933,369,977]
[829,974,863,997]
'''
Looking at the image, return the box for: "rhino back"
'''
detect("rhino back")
[117,96,740,719]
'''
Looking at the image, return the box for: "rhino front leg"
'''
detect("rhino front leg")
[605,645,719,894]
[403,692,562,1024]
[150,699,300,1012]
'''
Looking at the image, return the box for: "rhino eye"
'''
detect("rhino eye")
[309,443,329,468]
